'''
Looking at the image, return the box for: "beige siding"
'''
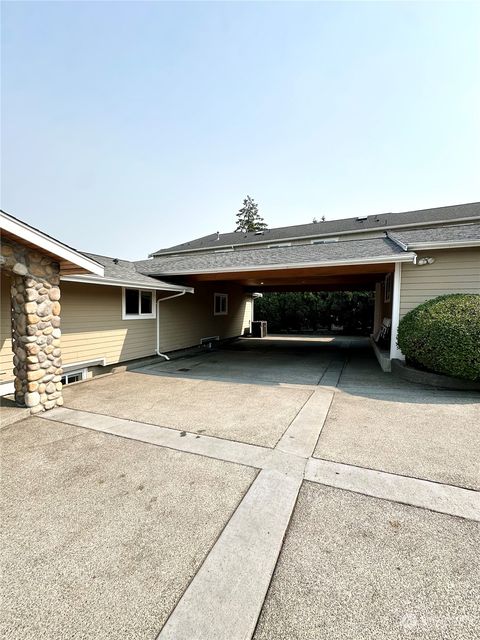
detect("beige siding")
[400,248,480,318]
[1,278,252,382]
[0,272,13,384]
[61,281,157,366]
[159,283,251,353]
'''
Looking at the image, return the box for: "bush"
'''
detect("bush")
[397,294,480,381]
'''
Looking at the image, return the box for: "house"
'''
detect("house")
[1,202,479,412]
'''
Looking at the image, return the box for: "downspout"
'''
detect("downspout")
[156,290,187,360]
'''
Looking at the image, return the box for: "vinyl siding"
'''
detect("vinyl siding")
[158,283,251,353]
[400,248,480,318]
[0,272,13,385]
[60,281,157,366]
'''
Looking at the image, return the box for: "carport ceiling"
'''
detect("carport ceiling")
[171,263,394,290]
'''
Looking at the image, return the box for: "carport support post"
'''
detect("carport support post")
[389,262,403,361]
[2,237,64,413]
[373,282,382,336]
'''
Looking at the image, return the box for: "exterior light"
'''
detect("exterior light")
[417,257,436,266]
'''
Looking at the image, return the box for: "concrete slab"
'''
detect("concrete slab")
[62,371,312,448]
[314,390,480,489]
[0,396,30,428]
[140,336,351,386]
[305,457,480,521]
[1,418,255,640]
[158,469,303,640]
[254,482,480,640]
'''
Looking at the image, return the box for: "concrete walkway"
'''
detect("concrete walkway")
[2,336,479,639]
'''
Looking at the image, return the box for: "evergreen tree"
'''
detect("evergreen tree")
[235,196,267,232]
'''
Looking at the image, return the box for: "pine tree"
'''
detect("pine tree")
[235,196,267,232]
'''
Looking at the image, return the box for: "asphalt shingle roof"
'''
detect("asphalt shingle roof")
[151,202,480,256]
[82,253,188,289]
[136,237,411,276]
[388,223,480,247]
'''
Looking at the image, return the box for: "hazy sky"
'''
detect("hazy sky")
[2,1,479,259]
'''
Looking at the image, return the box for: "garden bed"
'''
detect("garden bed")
[391,359,480,391]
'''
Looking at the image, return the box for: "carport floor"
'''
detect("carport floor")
[2,335,479,640]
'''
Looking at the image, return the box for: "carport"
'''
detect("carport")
[137,236,417,365]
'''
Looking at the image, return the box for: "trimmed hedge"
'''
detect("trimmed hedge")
[397,294,480,381]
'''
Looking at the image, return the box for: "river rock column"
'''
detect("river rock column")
[5,244,64,413]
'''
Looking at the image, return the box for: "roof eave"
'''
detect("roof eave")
[61,274,194,293]
[1,211,104,276]
[144,252,417,277]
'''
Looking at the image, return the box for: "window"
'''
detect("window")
[311,238,339,245]
[122,288,156,319]
[214,293,228,316]
[61,369,86,385]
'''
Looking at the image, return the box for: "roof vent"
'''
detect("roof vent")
[356,216,368,222]
[216,231,220,240]
[112,258,119,264]
[254,230,264,235]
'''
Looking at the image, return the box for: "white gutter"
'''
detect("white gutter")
[156,290,189,360]
[61,274,193,293]
[407,240,480,250]
[152,253,417,277]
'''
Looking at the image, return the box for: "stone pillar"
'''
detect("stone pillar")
[2,238,63,413]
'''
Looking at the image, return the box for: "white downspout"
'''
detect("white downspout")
[156,290,186,360]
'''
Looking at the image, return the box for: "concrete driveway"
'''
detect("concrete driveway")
[1,336,479,639]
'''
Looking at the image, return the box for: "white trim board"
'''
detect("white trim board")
[0,211,104,276]
[0,381,15,397]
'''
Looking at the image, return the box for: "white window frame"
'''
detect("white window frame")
[311,237,339,245]
[214,293,228,316]
[61,368,87,385]
[122,288,157,320]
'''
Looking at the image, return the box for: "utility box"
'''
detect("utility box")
[251,320,267,338]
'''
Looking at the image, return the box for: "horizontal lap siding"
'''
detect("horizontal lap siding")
[61,282,156,365]
[400,248,480,318]
[0,272,13,383]
[159,284,251,353]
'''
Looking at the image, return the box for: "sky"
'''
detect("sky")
[2,1,479,260]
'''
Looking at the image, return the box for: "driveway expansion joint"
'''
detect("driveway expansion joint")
[39,392,480,640]
[40,406,480,521]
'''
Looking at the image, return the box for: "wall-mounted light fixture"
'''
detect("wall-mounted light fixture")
[416,257,436,266]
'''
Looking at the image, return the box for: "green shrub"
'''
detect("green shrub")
[397,294,480,381]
